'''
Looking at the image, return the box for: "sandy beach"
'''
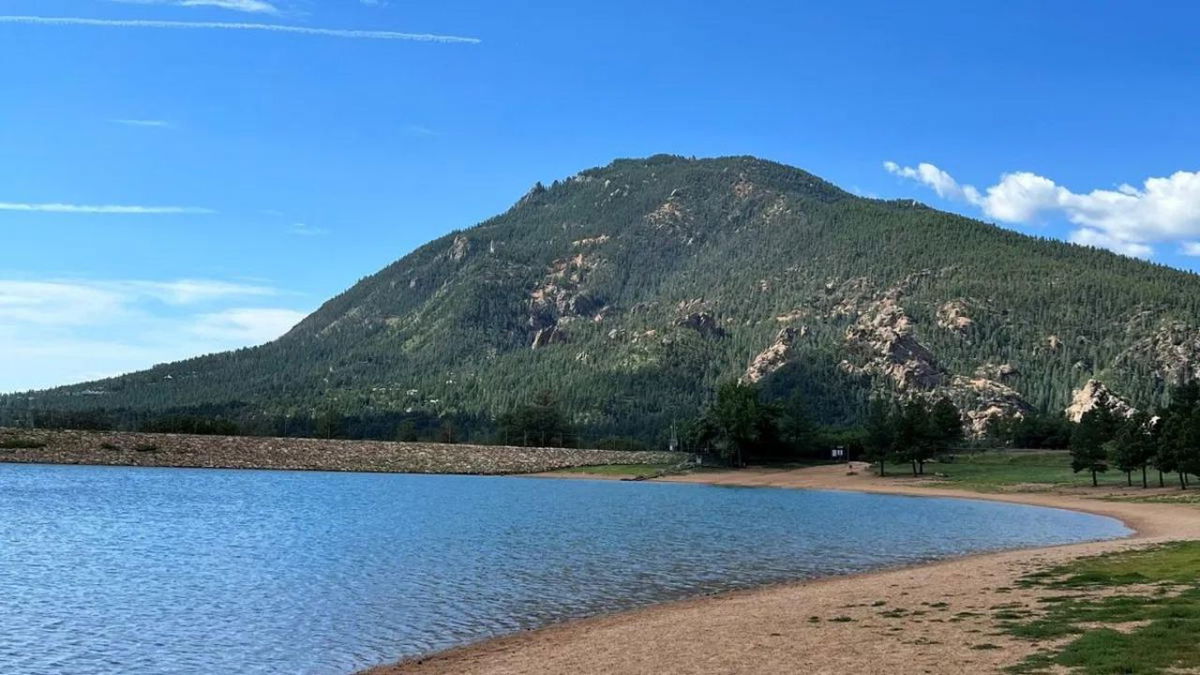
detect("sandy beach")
[369,463,1200,675]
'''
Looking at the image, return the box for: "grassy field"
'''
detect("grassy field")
[877,451,1168,492]
[1002,542,1200,674]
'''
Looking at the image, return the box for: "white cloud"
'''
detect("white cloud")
[882,161,981,204]
[110,0,280,13]
[0,279,277,326]
[112,118,172,128]
[885,160,1200,259]
[0,201,211,214]
[1068,229,1153,259]
[1182,242,1200,257]
[190,307,304,342]
[0,282,126,326]
[0,278,307,392]
[0,15,481,43]
[115,279,278,304]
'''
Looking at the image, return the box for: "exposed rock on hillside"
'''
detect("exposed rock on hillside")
[1117,321,1200,384]
[675,312,726,339]
[646,190,689,229]
[531,326,568,350]
[843,297,943,390]
[1065,379,1135,422]
[743,326,805,383]
[946,376,1033,436]
[975,363,1019,381]
[447,235,471,262]
[937,300,974,334]
[530,254,605,331]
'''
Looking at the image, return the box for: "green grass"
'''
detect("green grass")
[1042,542,1200,587]
[554,463,672,477]
[1105,492,1200,506]
[1003,542,1200,674]
[878,451,1145,492]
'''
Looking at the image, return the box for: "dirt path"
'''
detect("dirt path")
[368,463,1200,675]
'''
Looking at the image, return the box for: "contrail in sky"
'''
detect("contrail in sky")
[0,15,482,43]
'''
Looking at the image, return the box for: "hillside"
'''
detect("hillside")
[8,155,1200,443]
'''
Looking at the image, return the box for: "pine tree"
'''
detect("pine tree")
[1109,411,1155,487]
[895,399,934,476]
[1071,408,1118,487]
[863,398,895,477]
[929,397,964,455]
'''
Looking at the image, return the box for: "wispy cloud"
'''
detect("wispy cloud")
[403,124,438,137]
[109,0,280,14]
[0,15,481,43]
[0,201,211,214]
[288,222,328,236]
[0,279,278,326]
[191,307,305,342]
[114,279,279,304]
[0,278,306,392]
[112,118,172,128]
[885,160,1200,259]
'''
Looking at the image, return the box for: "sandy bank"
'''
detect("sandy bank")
[370,463,1200,675]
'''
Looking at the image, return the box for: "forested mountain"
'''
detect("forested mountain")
[7,155,1200,445]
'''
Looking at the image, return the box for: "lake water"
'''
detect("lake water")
[0,464,1129,674]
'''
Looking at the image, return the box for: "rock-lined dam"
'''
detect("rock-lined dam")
[0,428,688,475]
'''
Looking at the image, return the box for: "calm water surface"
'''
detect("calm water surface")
[0,464,1129,674]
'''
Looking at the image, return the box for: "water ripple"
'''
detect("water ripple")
[0,465,1129,674]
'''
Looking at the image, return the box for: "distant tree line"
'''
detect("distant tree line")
[860,396,965,476]
[1069,381,1200,488]
[684,382,870,466]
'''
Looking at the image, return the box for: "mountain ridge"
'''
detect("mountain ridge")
[8,154,1200,443]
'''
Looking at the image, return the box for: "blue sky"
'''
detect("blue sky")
[2,0,1199,392]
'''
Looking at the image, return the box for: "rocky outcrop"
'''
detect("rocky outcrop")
[946,376,1033,437]
[1065,379,1135,423]
[675,312,726,338]
[974,363,1019,381]
[531,325,569,350]
[529,254,606,334]
[742,326,806,383]
[572,234,610,247]
[646,189,689,229]
[1117,321,1200,384]
[447,235,471,261]
[843,298,943,390]
[937,300,974,334]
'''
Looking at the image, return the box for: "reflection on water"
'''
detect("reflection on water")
[0,464,1129,674]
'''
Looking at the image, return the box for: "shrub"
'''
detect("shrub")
[133,443,160,453]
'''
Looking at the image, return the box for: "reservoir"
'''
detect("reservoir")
[0,464,1130,674]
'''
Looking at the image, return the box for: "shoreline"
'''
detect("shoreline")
[369,463,1200,675]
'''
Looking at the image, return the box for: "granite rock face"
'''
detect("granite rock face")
[1064,379,1135,423]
